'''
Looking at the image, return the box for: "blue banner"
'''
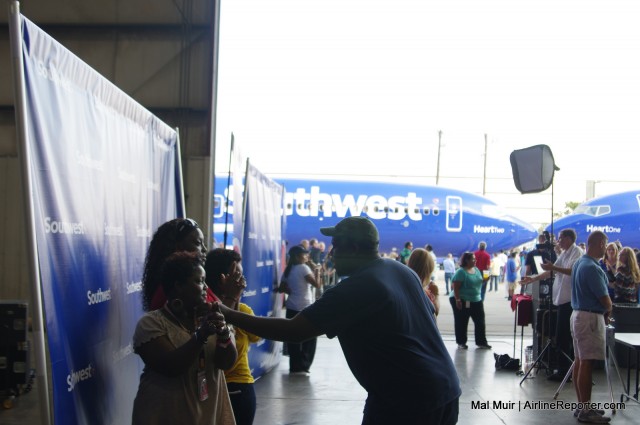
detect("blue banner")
[19,16,181,424]
[241,163,286,376]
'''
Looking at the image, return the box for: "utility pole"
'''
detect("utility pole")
[586,180,598,199]
[483,134,488,196]
[436,130,442,185]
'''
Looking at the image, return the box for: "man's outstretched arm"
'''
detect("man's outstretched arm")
[219,303,323,343]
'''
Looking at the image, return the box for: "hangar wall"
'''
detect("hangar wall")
[0,0,221,300]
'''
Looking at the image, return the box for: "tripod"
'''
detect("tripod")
[552,325,623,414]
[520,295,573,385]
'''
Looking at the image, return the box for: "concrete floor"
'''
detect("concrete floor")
[2,279,639,424]
[254,335,639,424]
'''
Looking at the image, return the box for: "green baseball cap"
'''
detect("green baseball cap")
[320,216,379,246]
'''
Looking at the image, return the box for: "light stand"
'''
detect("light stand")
[519,180,574,383]
[508,145,565,383]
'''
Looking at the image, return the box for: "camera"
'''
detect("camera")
[536,230,555,251]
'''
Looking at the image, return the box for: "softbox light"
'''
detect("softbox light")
[510,144,559,194]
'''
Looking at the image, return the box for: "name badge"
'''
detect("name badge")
[197,370,209,401]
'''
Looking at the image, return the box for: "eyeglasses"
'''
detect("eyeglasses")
[177,218,199,237]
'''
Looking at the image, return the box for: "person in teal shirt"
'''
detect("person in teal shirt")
[449,252,491,350]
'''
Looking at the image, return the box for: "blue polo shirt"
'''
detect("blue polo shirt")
[571,255,609,312]
[302,258,460,421]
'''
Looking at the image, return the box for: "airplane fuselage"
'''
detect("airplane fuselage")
[214,177,538,258]
[546,191,640,247]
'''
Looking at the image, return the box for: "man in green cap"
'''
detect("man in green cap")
[219,216,461,424]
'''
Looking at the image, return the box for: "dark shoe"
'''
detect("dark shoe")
[575,408,605,418]
[476,344,492,349]
[577,409,610,423]
[457,344,468,350]
[547,372,570,382]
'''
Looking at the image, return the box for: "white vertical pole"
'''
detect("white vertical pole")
[586,180,596,200]
[206,0,222,249]
[483,133,488,196]
[8,2,53,424]
[436,130,442,185]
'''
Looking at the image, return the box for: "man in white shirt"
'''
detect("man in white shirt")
[521,228,583,381]
[442,253,456,295]
[498,250,508,282]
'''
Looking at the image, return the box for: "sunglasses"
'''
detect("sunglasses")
[177,218,199,237]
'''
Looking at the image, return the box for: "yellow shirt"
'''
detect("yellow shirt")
[225,303,261,384]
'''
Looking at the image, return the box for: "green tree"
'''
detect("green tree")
[554,201,580,219]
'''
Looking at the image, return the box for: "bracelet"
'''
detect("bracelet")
[193,328,208,345]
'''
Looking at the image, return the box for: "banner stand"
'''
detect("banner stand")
[9,3,182,422]
[174,128,186,216]
[8,1,53,424]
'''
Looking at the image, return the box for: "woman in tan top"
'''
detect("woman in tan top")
[132,251,238,425]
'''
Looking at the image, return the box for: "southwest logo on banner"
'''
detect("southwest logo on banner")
[17,15,182,424]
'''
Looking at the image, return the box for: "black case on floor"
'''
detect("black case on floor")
[0,301,29,395]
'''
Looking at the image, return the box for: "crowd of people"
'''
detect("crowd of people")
[290,231,639,424]
[131,216,639,424]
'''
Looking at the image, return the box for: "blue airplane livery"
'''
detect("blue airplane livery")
[546,190,640,248]
[213,176,537,257]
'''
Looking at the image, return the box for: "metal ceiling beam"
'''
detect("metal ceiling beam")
[0,23,211,37]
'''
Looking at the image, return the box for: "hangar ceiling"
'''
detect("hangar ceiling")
[0,0,220,158]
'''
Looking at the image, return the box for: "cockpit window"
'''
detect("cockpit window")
[598,206,611,215]
[573,205,611,217]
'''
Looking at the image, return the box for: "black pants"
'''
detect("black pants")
[285,308,317,372]
[227,382,256,425]
[449,297,488,346]
[362,397,459,425]
[554,302,574,373]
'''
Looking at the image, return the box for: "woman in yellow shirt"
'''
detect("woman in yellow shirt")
[205,248,261,425]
